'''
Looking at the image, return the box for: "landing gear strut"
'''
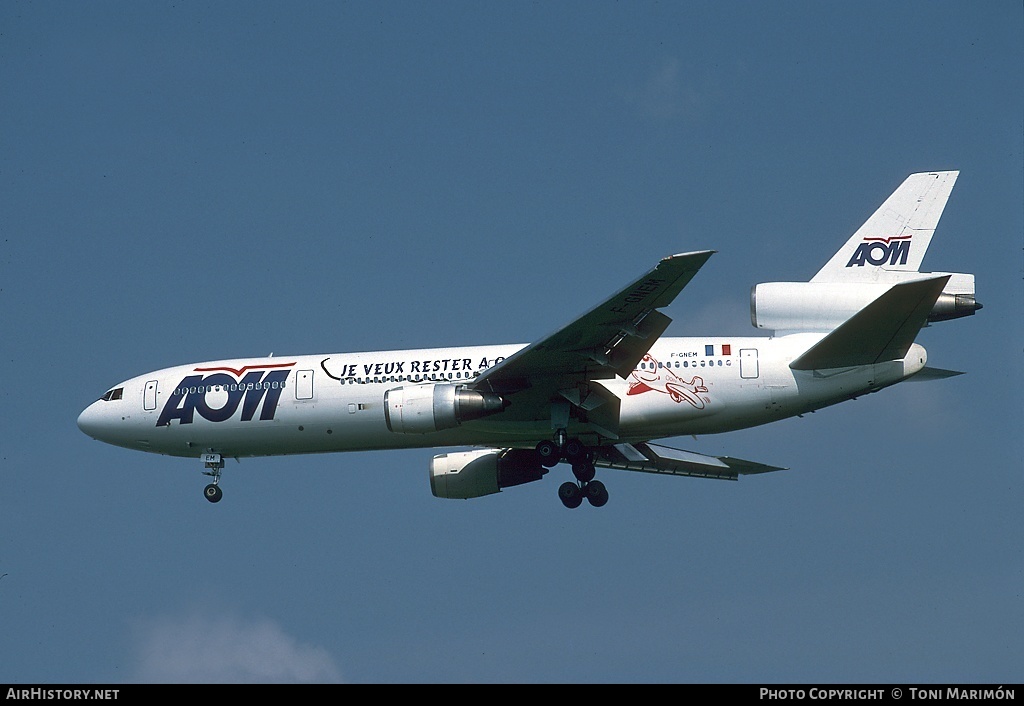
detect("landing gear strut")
[201,452,224,503]
[537,435,608,509]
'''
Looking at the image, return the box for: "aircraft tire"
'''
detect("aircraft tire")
[585,480,608,508]
[571,460,596,483]
[204,484,223,503]
[558,482,583,509]
[536,440,561,468]
[563,438,588,463]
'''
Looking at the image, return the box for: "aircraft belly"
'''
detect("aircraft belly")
[789,359,912,408]
[617,394,712,434]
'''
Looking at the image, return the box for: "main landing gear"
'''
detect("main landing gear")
[536,435,609,509]
[201,452,224,503]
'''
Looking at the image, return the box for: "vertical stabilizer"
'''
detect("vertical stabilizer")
[810,171,958,283]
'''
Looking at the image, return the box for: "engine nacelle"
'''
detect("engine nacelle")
[430,448,548,500]
[928,292,984,322]
[751,273,980,332]
[751,282,887,332]
[384,384,507,434]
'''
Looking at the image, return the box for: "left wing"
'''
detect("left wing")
[472,250,715,398]
[592,442,786,481]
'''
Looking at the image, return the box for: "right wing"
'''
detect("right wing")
[592,442,786,481]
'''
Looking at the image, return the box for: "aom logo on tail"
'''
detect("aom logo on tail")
[627,354,709,409]
[157,362,296,426]
[846,235,912,268]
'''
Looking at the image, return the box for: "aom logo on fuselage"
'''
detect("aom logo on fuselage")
[846,235,912,267]
[156,363,296,427]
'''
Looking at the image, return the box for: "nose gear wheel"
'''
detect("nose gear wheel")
[204,484,223,503]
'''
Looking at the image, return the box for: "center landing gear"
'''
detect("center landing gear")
[536,436,608,509]
[558,479,608,509]
[201,452,224,503]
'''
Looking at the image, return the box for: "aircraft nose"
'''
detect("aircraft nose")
[77,402,105,439]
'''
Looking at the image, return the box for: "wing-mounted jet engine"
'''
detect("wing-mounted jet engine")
[430,448,548,499]
[384,384,508,434]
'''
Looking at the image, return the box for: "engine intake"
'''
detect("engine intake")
[384,384,507,434]
[430,448,548,499]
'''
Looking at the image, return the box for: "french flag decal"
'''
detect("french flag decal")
[705,344,732,356]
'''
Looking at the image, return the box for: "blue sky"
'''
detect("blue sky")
[1,1,1021,684]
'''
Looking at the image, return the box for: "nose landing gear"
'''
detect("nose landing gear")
[201,452,224,503]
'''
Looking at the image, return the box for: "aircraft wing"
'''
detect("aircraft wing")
[591,442,787,481]
[472,250,715,396]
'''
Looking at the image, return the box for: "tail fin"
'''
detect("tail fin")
[750,171,980,333]
[810,171,958,283]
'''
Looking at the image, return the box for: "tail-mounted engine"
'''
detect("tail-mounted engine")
[384,383,507,434]
[430,448,547,499]
[751,273,980,332]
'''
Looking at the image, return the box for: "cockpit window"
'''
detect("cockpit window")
[100,387,123,402]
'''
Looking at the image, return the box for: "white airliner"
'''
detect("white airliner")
[78,171,980,508]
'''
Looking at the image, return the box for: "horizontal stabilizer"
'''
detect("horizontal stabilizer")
[908,366,965,381]
[591,442,786,481]
[790,275,949,370]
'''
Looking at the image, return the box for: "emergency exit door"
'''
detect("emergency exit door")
[295,370,314,400]
[739,349,759,379]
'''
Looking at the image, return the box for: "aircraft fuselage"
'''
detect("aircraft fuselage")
[77,334,926,460]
